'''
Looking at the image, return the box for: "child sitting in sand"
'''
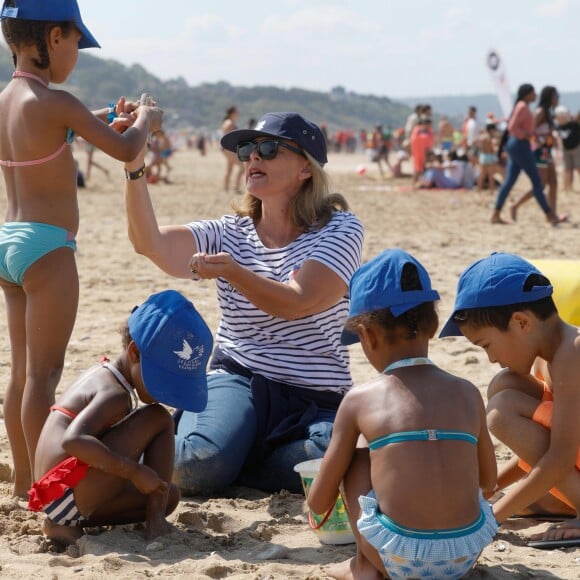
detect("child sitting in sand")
[28,290,212,546]
[307,249,498,580]
[440,252,580,549]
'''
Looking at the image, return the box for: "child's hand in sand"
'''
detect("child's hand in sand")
[130,463,168,496]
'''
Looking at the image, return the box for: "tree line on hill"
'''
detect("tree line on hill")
[2,47,579,134]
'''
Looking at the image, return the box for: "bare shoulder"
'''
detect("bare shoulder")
[46,87,85,112]
[551,325,580,383]
[57,365,125,409]
[342,375,389,406]
[435,367,483,398]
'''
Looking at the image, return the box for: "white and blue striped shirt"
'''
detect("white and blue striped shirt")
[187,211,364,393]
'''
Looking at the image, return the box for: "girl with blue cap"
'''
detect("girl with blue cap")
[29,290,212,547]
[0,0,163,498]
[308,249,498,580]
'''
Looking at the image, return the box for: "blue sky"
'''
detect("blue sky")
[80,0,577,98]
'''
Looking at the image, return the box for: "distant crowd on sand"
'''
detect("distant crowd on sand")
[72,88,580,223]
[76,89,580,229]
[2,2,580,579]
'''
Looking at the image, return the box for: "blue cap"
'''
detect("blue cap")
[220,112,328,166]
[439,252,553,338]
[1,0,100,49]
[128,290,213,412]
[341,249,440,345]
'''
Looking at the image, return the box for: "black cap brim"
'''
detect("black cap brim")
[438,316,462,338]
[221,129,277,152]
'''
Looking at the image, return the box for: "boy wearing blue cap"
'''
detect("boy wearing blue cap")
[441,252,580,548]
[28,290,212,547]
[0,0,164,499]
[308,249,497,580]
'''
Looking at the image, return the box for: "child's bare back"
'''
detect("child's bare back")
[347,363,490,530]
[308,249,498,580]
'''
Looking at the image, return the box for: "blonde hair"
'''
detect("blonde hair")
[233,151,349,229]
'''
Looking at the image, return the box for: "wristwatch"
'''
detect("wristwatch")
[124,165,146,180]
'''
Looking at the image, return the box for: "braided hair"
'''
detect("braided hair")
[1,0,73,69]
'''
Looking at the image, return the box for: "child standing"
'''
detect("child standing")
[440,252,580,547]
[28,290,213,546]
[308,249,497,580]
[0,0,163,497]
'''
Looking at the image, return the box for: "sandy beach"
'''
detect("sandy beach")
[0,143,579,579]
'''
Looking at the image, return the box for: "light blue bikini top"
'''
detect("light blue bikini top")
[369,429,478,450]
[369,357,478,451]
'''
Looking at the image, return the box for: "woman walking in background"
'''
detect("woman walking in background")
[510,86,565,222]
[491,84,561,225]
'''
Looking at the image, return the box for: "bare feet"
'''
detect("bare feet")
[12,469,32,500]
[510,204,518,222]
[146,518,176,540]
[324,557,383,580]
[145,489,173,541]
[12,490,29,502]
[547,212,568,226]
[491,214,510,225]
[529,518,580,542]
[43,517,83,546]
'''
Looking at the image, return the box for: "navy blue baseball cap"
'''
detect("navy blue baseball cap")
[221,112,328,166]
[129,290,213,412]
[341,249,440,345]
[439,252,554,337]
[1,0,100,49]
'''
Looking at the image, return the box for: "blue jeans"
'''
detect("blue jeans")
[173,371,336,495]
[494,136,550,213]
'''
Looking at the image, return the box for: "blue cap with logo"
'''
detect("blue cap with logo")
[128,290,213,412]
[1,0,100,49]
[220,112,328,166]
[439,252,553,337]
[341,249,440,345]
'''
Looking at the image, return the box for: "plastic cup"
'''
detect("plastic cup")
[293,458,355,545]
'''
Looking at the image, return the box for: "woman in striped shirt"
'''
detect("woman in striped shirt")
[123,112,364,495]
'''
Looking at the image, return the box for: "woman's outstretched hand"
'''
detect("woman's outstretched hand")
[189,252,236,280]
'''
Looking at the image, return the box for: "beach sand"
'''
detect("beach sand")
[0,144,578,578]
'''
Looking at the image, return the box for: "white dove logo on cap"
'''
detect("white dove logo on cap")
[174,339,206,370]
[174,339,193,360]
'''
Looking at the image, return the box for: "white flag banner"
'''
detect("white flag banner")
[486,49,512,120]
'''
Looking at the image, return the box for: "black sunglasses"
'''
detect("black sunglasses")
[236,139,304,162]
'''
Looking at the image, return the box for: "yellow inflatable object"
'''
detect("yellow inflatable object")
[530,260,580,326]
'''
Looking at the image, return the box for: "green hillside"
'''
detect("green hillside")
[0,48,411,133]
[3,47,578,133]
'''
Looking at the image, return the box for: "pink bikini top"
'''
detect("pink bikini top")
[0,71,75,168]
